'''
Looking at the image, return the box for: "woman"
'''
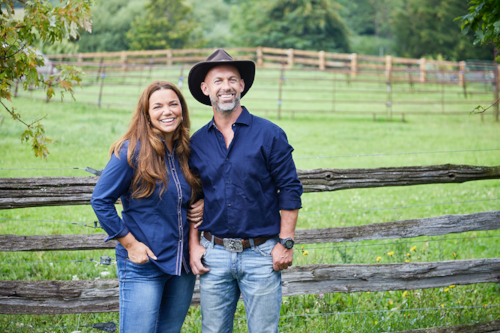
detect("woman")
[91,81,202,333]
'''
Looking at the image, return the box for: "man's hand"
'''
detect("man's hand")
[187,199,204,228]
[271,242,293,271]
[189,242,210,275]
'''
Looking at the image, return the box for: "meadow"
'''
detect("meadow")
[1,67,499,332]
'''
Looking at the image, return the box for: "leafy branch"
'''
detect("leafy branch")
[470,98,500,114]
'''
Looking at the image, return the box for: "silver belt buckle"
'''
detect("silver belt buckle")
[223,238,243,253]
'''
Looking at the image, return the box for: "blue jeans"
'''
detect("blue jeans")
[117,259,196,333]
[199,236,282,333]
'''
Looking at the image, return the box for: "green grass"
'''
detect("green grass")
[1,69,500,332]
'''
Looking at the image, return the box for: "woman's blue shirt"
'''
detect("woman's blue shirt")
[91,140,192,276]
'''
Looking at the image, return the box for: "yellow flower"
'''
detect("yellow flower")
[303,250,309,256]
[374,321,378,324]
[410,246,416,252]
[449,285,455,288]
[418,256,421,259]
[484,304,488,307]
[444,288,449,292]
[367,291,370,294]
[301,246,304,249]
[407,253,411,257]
[387,251,394,256]
[457,301,461,303]
[376,256,382,262]
[422,248,425,252]
[452,253,456,258]
[441,304,444,308]
[389,300,393,305]
[402,291,407,297]
[405,260,410,263]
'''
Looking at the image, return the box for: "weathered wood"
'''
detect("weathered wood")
[389,320,500,333]
[297,164,500,193]
[0,259,498,314]
[1,164,499,209]
[3,211,499,252]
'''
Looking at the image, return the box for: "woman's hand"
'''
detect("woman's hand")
[187,199,204,228]
[118,233,157,264]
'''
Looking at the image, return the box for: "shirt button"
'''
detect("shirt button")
[228,204,231,207]
[232,124,235,127]
[226,181,230,184]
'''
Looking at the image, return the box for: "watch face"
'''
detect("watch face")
[285,240,293,248]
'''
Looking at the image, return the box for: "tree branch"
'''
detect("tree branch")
[470,98,500,114]
[0,99,30,128]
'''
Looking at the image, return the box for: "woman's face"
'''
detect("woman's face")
[148,88,183,141]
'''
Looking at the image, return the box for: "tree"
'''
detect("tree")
[126,0,199,50]
[457,0,500,60]
[392,0,493,60]
[76,0,144,53]
[0,0,93,159]
[231,0,349,52]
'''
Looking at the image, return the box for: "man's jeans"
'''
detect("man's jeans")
[200,235,282,333]
[117,259,196,333]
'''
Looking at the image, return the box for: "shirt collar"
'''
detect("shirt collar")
[208,106,251,131]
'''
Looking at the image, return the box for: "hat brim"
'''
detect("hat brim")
[188,60,255,106]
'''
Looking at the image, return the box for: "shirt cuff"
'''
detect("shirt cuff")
[104,224,130,242]
[278,191,302,210]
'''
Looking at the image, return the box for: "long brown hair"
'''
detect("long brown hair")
[110,81,200,201]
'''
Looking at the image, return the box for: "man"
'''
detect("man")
[188,49,303,333]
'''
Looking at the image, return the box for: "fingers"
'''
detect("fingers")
[271,244,293,271]
[146,247,157,260]
[194,220,203,228]
[191,198,204,208]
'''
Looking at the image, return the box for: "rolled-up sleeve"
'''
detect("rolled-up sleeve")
[91,144,134,241]
[267,129,303,210]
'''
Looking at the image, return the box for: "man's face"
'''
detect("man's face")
[201,65,245,113]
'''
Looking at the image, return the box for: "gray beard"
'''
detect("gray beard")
[208,88,241,114]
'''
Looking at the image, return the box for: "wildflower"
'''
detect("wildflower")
[402,291,407,297]
[418,256,421,259]
[376,256,381,262]
[389,300,393,305]
[422,248,425,253]
[452,253,456,258]
[387,251,394,256]
[374,321,378,324]
[484,304,488,307]
[449,285,455,288]
[100,271,111,277]
[303,250,309,257]
[306,309,310,313]
[407,253,411,257]
[301,246,304,249]
[457,313,460,316]
[318,294,324,299]
[444,288,449,292]
[72,275,79,281]
[410,246,416,252]
[441,304,444,308]
[405,260,410,263]
[367,292,370,294]
[457,301,461,303]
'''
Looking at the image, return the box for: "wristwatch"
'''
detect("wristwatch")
[279,237,294,249]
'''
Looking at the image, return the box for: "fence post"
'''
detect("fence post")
[350,53,357,79]
[458,61,466,88]
[14,79,19,98]
[167,49,172,67]
[494,48,499,122]
[318,51,325,71]
[277,64,284,120]
[256,47,263,67]
[98,66,106,108]
[385,55,392,81]
[286,48,294,69]
[419,58,426,83]
[77,53,83,67]
[121,51,127,72]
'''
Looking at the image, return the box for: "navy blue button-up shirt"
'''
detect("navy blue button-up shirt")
[91,140,192,276]
[190,107,303,239]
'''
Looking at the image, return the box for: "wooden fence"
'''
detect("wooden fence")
[43,47,500,122]
[1,163,500,332]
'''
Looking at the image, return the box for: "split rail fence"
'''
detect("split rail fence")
[18,46,498,122]
[1,164,500,332]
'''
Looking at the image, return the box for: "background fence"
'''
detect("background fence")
[13,47,499,122]
[1,163,499,332]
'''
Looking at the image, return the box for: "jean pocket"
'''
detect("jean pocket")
[126,258,150,266]
[255,238,277,257]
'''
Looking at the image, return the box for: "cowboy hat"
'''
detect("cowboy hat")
[188,49,255,106]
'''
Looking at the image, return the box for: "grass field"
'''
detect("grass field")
[1,71,500,332]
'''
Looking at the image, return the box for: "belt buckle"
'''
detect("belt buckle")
[223,238,243,253]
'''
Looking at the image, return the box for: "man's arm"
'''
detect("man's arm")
[189,222,210,275]
[271,209,299,271]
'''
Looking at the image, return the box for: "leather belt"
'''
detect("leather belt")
[203,232,273,253]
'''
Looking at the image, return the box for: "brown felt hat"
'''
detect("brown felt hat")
[188,49,255,106]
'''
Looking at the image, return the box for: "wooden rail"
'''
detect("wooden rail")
[1,164,499,209]
[1,259,498,315]
[2,210,499,252]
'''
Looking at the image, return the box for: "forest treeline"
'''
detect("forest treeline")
[42,0,493,61]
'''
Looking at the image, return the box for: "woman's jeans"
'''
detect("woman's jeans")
[117,259,196,333]
[199,236,282,333]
